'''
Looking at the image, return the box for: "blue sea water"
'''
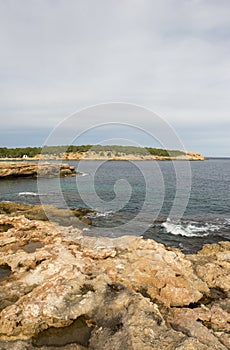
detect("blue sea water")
[0,159,229,253]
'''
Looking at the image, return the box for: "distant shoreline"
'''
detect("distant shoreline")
[0,153,205,161]
[0,156,205,161]
[0,145,205,161]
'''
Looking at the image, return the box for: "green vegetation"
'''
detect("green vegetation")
[0,145,186,158]
[146,148,186,157]
[0,147,41,158]
[0,145,91,158]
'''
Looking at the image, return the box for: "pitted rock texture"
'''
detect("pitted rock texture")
[0,214,229,350]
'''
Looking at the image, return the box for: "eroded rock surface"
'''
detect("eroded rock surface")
[0,214,229,349]
[0,162,76,178]
[0,202,93,228]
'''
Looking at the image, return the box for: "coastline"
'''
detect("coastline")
[0,162,77,179]
[0,145,205,162]
[0,213,229,349]
[0,150,205,162]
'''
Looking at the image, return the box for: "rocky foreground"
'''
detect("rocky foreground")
[0,162,76,178]
[0,215,229,350]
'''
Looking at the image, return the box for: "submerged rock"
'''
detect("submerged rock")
[0,213,229,349]
[0,202,93,229]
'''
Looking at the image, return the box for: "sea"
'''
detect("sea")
[0,158,229,254]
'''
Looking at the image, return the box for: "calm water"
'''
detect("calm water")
[0,159,229,253]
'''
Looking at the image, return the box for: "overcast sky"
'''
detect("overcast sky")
[0,0,229,156]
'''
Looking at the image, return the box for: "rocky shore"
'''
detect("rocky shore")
[25,151,205,161]
[0,151,205,162]
[0,202,93,228]
[64,150,205,161]
[0,162,77,179]
[0,213,229,349]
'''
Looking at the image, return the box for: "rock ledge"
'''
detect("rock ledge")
[0,214,229,350]
[0,162,76,178]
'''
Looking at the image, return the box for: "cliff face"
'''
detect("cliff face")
[0,162,76,178]
[185,151,205,160]
[0,214,229,349]
[38,151,205,161]
[0,151,205,161]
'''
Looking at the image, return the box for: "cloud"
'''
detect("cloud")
[0,0,229,155]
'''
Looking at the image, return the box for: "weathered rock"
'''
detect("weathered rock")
[0,214,229,349]
[0,202,93,228]
[168,308,228,349]
[187,242,230,296]
[62,150,205,161]
[0,162,76,178]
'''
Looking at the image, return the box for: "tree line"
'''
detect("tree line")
[0,145,186,158]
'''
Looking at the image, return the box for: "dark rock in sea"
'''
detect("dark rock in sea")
[0,202,94,229]
[0,213,229,349]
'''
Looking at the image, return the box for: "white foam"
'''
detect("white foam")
[77,172,89,177]
[18,192,48,197]
[19,192,39,196]
[87,210,113,218]
[162,219,219,237]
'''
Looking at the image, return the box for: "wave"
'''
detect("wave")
[19,192,39,196]
[18,192,47,197]
[77,172,89,177]
[162,219,220,237]
[87,210,113,219]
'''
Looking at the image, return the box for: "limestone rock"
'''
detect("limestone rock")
[0,162,76,178]
[0,202,93,229]
[0,214,229,349]
[188,242,230,296]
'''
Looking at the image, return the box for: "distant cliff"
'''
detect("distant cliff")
[61,150,205,161]
[0,145,205,161]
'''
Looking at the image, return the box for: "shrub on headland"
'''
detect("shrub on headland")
[0,145,186,158]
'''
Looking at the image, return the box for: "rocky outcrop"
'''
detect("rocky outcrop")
[35,151,205,161]
[0,214,229,349]
[0,162,77,178]
[0,202,93,228]
[185,152,205,161]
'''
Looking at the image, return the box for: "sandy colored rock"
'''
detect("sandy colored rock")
[35,150,205,161]
[188,242,230,295]
[0,162,76,178]
[0,213,229,349]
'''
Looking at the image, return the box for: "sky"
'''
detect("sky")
[0,0,229,156]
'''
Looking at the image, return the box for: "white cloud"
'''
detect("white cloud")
[0,0,229,155]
